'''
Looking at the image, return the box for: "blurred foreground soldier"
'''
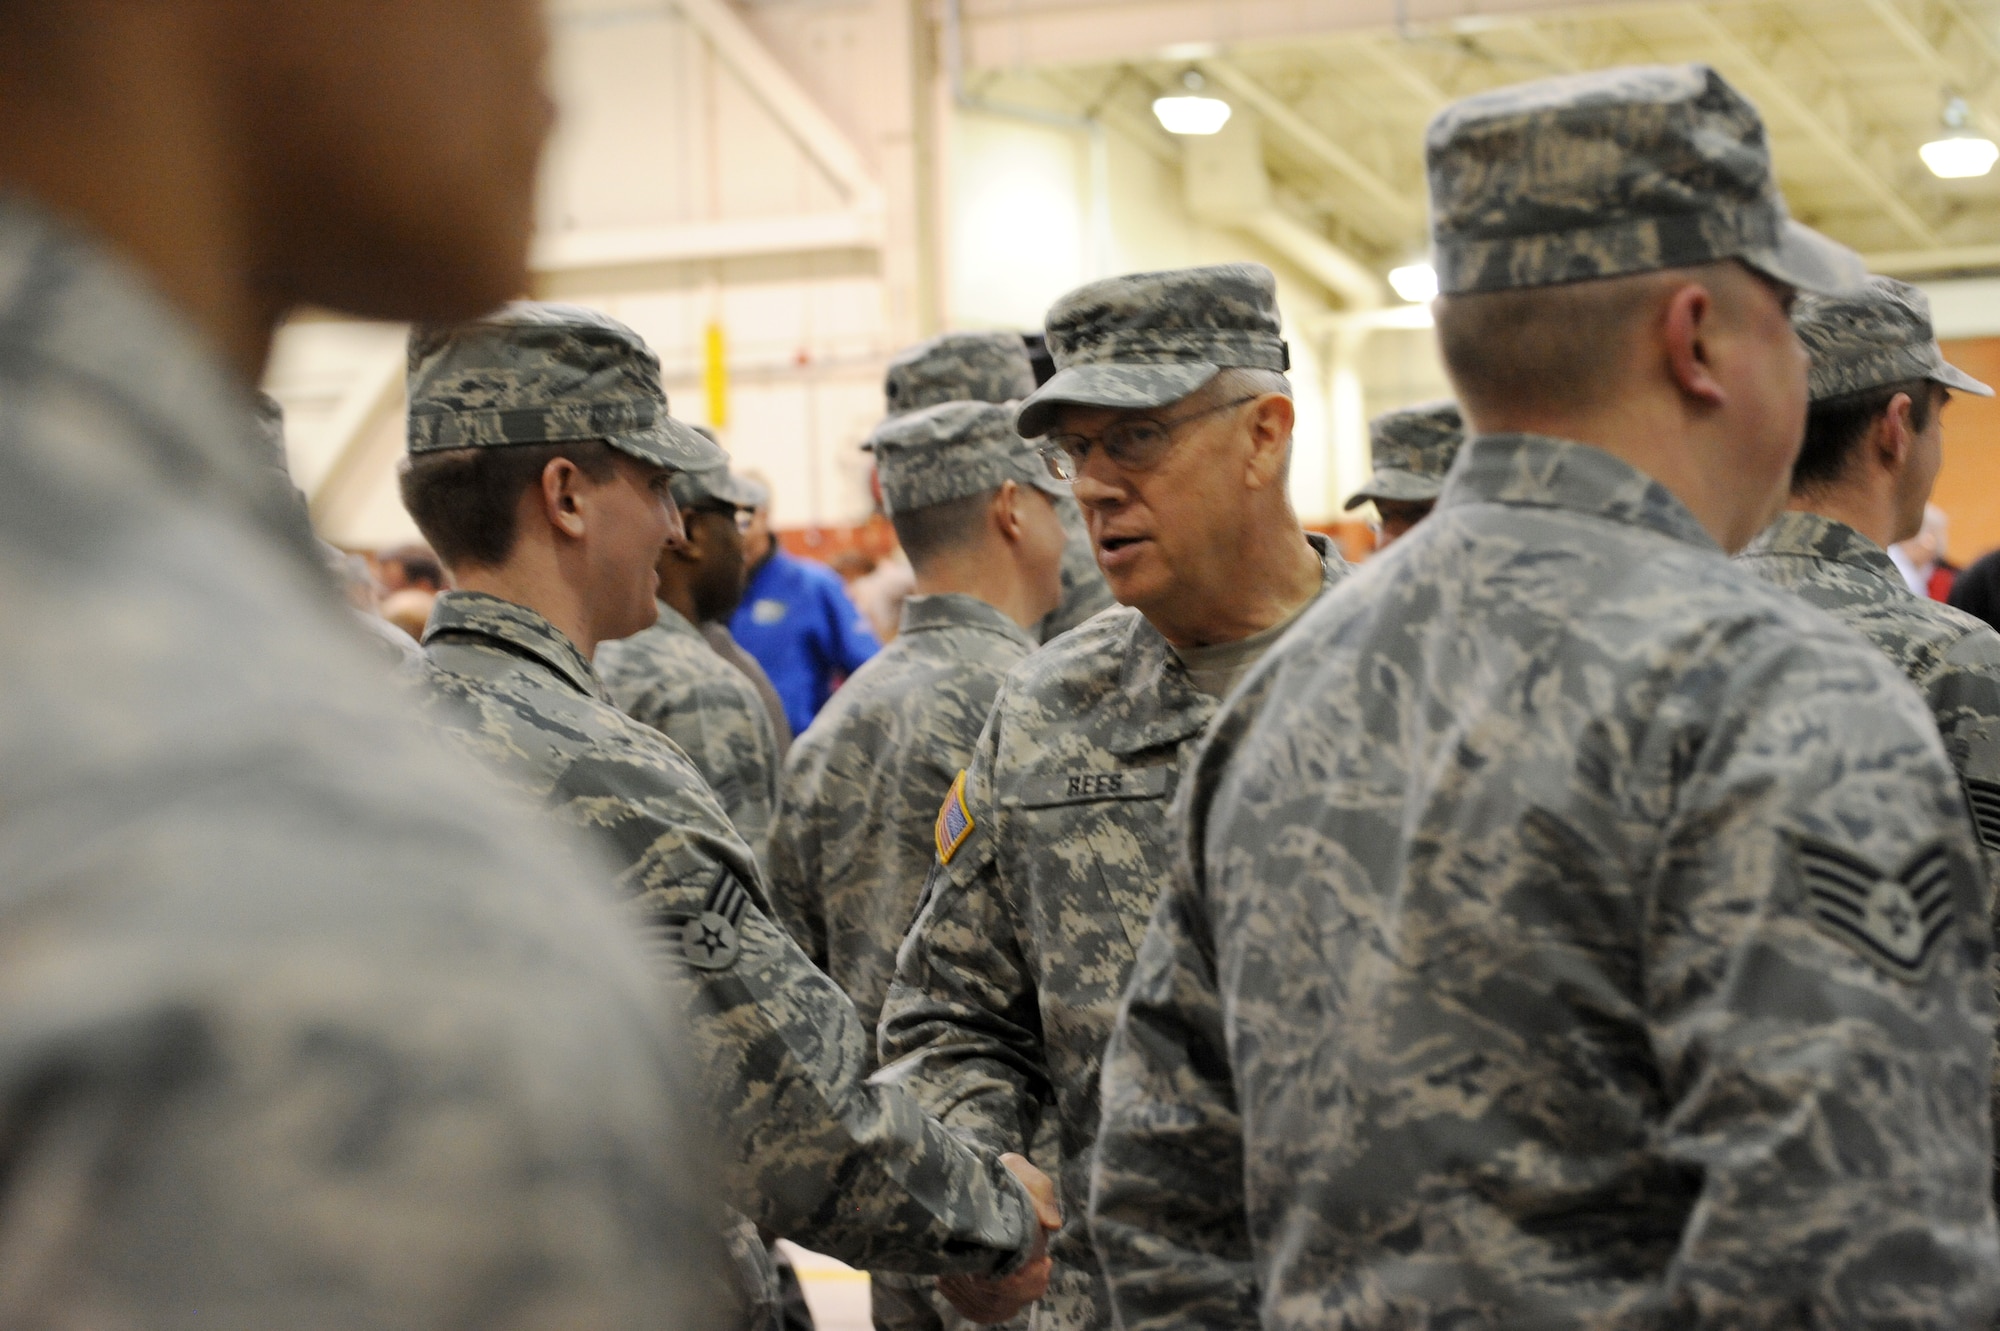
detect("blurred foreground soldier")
[878,264,1348,1330]
[600,459,782,858]
[887,331,1114,642]
[1094,65,2000,1330]
[1341,399,1464,549]
[0,0,733,1325]
[766,401,1068,1331]
[400,304,1061,1329]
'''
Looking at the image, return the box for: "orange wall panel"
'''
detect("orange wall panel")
[1933,338,2000,565]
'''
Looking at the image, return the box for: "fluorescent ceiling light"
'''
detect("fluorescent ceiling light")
[1922,134,1999,178]
[1388,262,1439,304]
[1153,94,1233,136]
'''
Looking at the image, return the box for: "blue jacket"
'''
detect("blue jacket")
[731,550,881,735]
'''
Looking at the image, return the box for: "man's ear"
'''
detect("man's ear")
[1662,280,1727,409]
[672,510,710,565]
[540,457,589,539]
[1243,394,1296,491]
[991,479,1025,543]
[1878,392,1916,472]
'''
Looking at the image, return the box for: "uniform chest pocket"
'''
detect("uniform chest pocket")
[1005,765,1179,964]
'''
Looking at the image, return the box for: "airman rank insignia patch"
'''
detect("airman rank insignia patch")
[935,770,975,865]
[681,869,750,972]
[1794,835,1955,983]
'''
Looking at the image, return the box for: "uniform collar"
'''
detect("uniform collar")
[1744,510,1908,593]
[898,593,1038,648]
[0,192,319,565]
[650,599,707,640]
[424,590,608,701]
[1438,433,1720,553]
[1109,531,1347,757]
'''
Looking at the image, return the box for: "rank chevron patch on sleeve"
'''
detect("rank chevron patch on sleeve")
[667,867,751,972]
[935,769,975,866]
[1963,777,2000,851]
[1793,834,1956,983]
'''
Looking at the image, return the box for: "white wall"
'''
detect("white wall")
[274,0,1412,545]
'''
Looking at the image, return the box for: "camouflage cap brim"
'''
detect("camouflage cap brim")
[1014,363,1218,438]
[1741,219,1870,298]
[1937,361,1996,397]
[1343,469,1445,510]
[671,461,759,509]
[609,415,727,472]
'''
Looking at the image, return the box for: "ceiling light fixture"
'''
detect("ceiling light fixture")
[1921,95,1999,179]
[1153,70,1233,136]
[1388,262,1439,304]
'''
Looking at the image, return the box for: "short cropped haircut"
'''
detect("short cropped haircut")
[1208,366,1293,402]
[399,441,619,570]
[891,488,996,574]
[1793,380,1940,494]
[1435,273,1675,417]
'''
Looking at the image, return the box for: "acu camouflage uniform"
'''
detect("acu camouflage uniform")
[878,266,1349,1331]
[600,462,783,858]
[0,197,733,1326]
[1342,399,1465,512]
[772,399,1061,1331]
[1093,65,2000,1331]
[886,331,1113,643]
[402,307,1044,1331]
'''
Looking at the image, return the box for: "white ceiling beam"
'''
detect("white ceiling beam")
[1867,241,2000,275]
[1244,211,1389,309]
[1857,0,2000,142]
[299,352,407,532]
[1354,39,1452,110]
[670,0,884,216]
[1680,5,1941,249]
[958,0,1645,72]
[531,211,883,273]
[1198,59,1425,234]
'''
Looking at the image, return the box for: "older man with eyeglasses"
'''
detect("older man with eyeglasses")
[875,263,1347,1330]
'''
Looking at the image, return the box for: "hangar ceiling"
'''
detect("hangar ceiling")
[970,0,2000,278]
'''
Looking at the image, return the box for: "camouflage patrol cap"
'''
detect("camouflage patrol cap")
[1015,264,1289,438]
[1343,400,1466,510]
[1796,276,1994,404]
[671,458,760,511]
[1427,64,1865,297]
[868,400,1067,516]
[883,332,1036,418]
[406,302,724,471]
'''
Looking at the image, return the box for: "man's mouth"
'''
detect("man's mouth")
[1096,533,1149,570]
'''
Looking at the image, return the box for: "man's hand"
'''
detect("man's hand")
[937,1154,1063,1324]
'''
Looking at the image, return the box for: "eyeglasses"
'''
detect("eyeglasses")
[1037,395,1259,483]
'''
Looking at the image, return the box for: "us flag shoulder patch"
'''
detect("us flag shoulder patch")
[1794,834,1956,983]
[935,770,975,865]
